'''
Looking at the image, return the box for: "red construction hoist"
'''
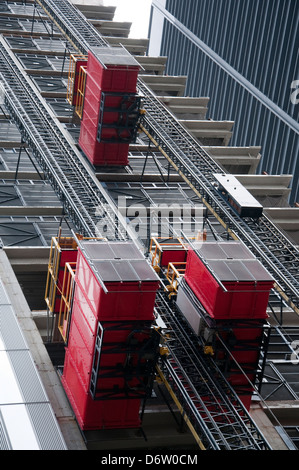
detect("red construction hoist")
[149,236,274,411]
[178,240,274,410]
[46,236,161,430]
[67,47,142,167]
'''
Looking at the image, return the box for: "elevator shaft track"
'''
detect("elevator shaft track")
[0,36,129,241]
[155,290,271,450]
[35,0,299,316]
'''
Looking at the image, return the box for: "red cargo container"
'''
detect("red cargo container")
[180,241,273,411]
[78,47,140,167]
[75,241,160,321]
[184,241,274,319]
[215,325,264,385]
[66,296,155,393]
[150,237,187,269]
[87,48,139,93]
[79,122,130,165]
[71,289,97,352]
[62,349,142,430]
[61,241,160,430]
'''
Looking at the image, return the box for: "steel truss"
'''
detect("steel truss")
[155,289,271,450]
[34,0,299,316]
[0,36,128,241]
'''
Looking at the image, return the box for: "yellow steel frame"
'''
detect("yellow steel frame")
[58,262,76,342]
[45,235,106,340]
[149,236,186,273]
[44,236,79,313]
[166,262,187,294]
[75,64,87,119]
[66,53,77,105]
[149,237,163,272]
[66,53,87,108]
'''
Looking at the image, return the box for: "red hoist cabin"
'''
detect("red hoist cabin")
[67,47,142,167]
[149,236,274,411]
[178,241,274,410]
[45,236,160,430]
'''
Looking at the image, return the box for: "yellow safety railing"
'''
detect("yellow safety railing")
[166,262,186,295]
[45,234,107,341]
[66,54,77,105]
[58,262,76,342]
[66,53,88,107]
[149,237,163,272]
[149,236,186,273]
[75,64,87,119]
[44,235,79,313]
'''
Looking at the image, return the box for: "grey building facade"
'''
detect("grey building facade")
[148,0,299,205]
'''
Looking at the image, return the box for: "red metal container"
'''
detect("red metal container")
[66,296,154,392]
[75,241,160,321]
[91,322,155,398]
[86,48,139,93]
[62,349,142,430]
[151,237,187,268]
[66,314,94,388]
[160,249,187,268]
[216,326,263,381]
[184,242,274,319]
[78,47,140,167]
[79,121,130,166]
[71,286,97,351]
[80,82,100,128]
[61,241,159,430]
[240,395,254,411]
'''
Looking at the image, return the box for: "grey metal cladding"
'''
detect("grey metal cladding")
[0,411,11,450]
[7,350,48,403]
[0,305,28,351]
[0,281,10,305]
[0,280,66,450]
[158,0,299,204]
[27,403,67,450]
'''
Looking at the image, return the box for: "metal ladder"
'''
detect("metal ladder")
[36,0,109,51]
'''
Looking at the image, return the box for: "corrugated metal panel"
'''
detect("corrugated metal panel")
[0,280,67,450]
[0,411,11,450]
[0,305,28,350]
[153,0,299,203]
[8,350,49,403]
[165,0,299,120]
[27,404,67,451]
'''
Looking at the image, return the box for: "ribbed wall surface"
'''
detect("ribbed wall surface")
[152,0,299,204]
[0,281,67,450]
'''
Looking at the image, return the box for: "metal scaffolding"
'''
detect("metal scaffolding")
[34,0,299,316]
